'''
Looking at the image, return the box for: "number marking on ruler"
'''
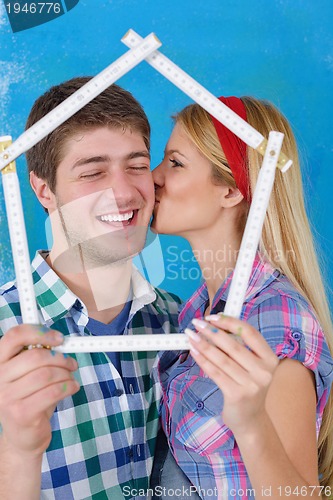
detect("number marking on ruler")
[0,33,161,171]
[121,29,292,172]
[224,131,284,319]
[53,334,190,353]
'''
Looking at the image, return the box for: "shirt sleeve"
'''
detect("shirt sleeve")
[245,293,333,412]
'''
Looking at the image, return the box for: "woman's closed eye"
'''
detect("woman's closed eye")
[168,158,183,168]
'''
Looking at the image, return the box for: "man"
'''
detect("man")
[0,78,181,499]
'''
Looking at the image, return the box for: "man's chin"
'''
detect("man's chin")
[53,246,139,273]
[52,229,148,273]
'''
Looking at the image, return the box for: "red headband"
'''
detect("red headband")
[209,96,250,201]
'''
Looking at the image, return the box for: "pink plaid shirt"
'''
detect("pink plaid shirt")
[158,255,333,499]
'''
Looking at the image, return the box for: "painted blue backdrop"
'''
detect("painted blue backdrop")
[0,0,332,304]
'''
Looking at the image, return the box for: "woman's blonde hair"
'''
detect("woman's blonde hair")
[174,97,333,491]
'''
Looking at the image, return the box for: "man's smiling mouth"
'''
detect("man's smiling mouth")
[96,210,136,226]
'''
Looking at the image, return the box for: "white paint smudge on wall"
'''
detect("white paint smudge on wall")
[0,0,29,121]
[0,1,7,26]
[324,55,333,71]
[0,61,27,118]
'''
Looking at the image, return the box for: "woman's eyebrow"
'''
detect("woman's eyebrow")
[164,149,188,160]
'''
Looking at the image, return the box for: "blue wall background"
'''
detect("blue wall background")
[0,0,332,305]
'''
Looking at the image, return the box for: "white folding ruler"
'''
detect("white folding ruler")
[223,131,284,318]
[0,136,39,324]
[1,30,291,352]
[54,334,189,353]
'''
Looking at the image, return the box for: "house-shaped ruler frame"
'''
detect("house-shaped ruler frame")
[0,30,291,352]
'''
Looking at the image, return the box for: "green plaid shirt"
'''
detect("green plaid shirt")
[0,251,181,499]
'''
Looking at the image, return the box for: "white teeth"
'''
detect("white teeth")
[100,211,134,222]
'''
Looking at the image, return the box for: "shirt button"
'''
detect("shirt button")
[137,444,141,457]
[129,384,135,395]
[196,400,204,410]
[73,299,83,311]
[113,389,123,397]
[292,331,302,341]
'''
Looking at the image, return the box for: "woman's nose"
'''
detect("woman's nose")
[152,162,165,188]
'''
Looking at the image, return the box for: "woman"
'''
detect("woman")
[150,96,333,499]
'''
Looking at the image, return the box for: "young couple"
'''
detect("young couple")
[0,78,332,500]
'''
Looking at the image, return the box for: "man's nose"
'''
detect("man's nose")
[101,173,139,207]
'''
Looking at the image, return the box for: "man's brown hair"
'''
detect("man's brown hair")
[25,77,150,192]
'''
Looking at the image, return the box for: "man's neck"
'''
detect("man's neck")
[46,252,132,324]
[86,301,130,324]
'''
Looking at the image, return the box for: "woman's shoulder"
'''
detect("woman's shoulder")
[244,272,333,387]
[245,270,318,325]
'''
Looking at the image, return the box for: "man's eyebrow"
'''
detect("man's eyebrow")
[72,151,150,169]
[72,155,110,169]
[164,149,188,160]
[125,151,150,160]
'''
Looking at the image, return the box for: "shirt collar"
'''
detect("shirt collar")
[129,264,157,316]
[179,252,279,328]
[32,251,80,325]
[32,251,156,325]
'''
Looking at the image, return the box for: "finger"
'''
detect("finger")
[204,315,277,360]
[188,326,277,388]
[2,366,77,400]
[0,325,64,363]
[187,336,240,396]
[18,378,80,419]
[1,350,78,384]
[192,318,278,376]
[186,328,250,385]
[191,318,260,371]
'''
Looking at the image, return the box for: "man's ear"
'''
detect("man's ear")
[30,171,56,212]
[220,185,244,208]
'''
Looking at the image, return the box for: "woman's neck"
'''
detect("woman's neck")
[187,228,242,314]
